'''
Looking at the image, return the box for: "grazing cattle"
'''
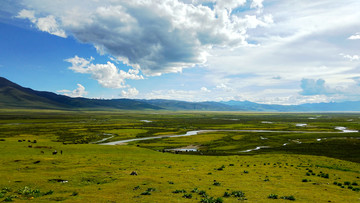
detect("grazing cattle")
[52,150,57,155]
[28,145,32,148]
[60,150,62,155]
[130,171,138,175]
[18,140,22,142]
[33,140,37,143]
[40,151,44,154]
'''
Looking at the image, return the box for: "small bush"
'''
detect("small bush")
[172,189,186,194]
[268,194,278,199]
[44,190,54,196]
[199,190,208,198]
[213,181,221,186]
[243,170,249,174]
[71,192,78,196]
[348,186,353,189]
[217,165,225,171]
[333,182,338,185]
[281,195,296,201]
[231,191,245,198]
[168,181,174,185]
[352,182,358,186]
[201,197,223,203]
[223,192,231,197]
[141,191,151,195]
[344,181,351,185]
[147,188,156,192]
[191,188,199,193]
[305,172,310,176]
[302,179,308,182]
[182,193,192,199]
[4,196,13,202]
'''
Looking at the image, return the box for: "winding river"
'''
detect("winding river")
[99,128,358,146]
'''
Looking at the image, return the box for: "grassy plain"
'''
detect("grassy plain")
[0,109,359,202]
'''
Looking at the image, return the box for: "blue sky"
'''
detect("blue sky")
[0,0,359,104]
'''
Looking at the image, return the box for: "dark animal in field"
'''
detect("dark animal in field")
[33,160,40,164]
[28,145,32,148]
[40,151,44,154]
[60,150,62,154]
[18,140,22,142]
[130,171,138,175]
[52,150,57,155]
[33,140,37,143]
[28,140,31,142]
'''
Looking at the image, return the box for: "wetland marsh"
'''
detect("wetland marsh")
[0,110,359,202]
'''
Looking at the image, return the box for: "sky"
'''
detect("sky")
[0,0,359,105]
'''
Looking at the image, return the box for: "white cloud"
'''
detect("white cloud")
[348,33,360,40]
[121,87,139,98]
[17,9,66,38]
[340,53,359,61]
[66,56,144,89]
[201,87,211,92]
[57,84,88,97]
[15,0,272,75]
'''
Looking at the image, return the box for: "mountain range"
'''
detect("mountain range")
[1,76,360,112]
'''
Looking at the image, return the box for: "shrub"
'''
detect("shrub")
[147,188,156,192]
[344,181,351,185]
[172,189,186,194]
[43,190,54,196]
[141,191,151,195]
[201,197,223,203]
[182,193,192,199]
[213,181,221,186]
[333,182,337,185]
[199,190,208,198]
[223,192,231,197]
[217,165,225,171]
[305,172,310,176]
[302,179,308,182]
[4,196,13,202]
[268,194,278,199]
[168,181,174,184]
[231,191,245,198]
[352,182,358,186]
[243,170,249,174]
[348,186,353,190]
[191,188,199,193]
[281,195,296,201]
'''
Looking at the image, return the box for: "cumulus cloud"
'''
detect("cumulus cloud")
[15,0,272,75]
[300,78,360,99]
[17,9,66,37]
[348,33,360,40]
[65,56,143,88]
[57,84,88,97]
[121,87,139,98]
[340,53,359,61]
[201,87,211,92]
[300,79,330,96]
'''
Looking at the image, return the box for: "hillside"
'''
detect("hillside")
[1,77,360,111]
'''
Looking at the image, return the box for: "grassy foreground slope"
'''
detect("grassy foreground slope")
[0,110,359,202]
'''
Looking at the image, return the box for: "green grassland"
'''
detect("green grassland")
[0,110,359,202]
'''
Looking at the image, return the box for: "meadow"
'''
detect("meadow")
[0,109,359,202]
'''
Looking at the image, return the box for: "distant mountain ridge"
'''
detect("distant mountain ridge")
[1,76,360,111]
